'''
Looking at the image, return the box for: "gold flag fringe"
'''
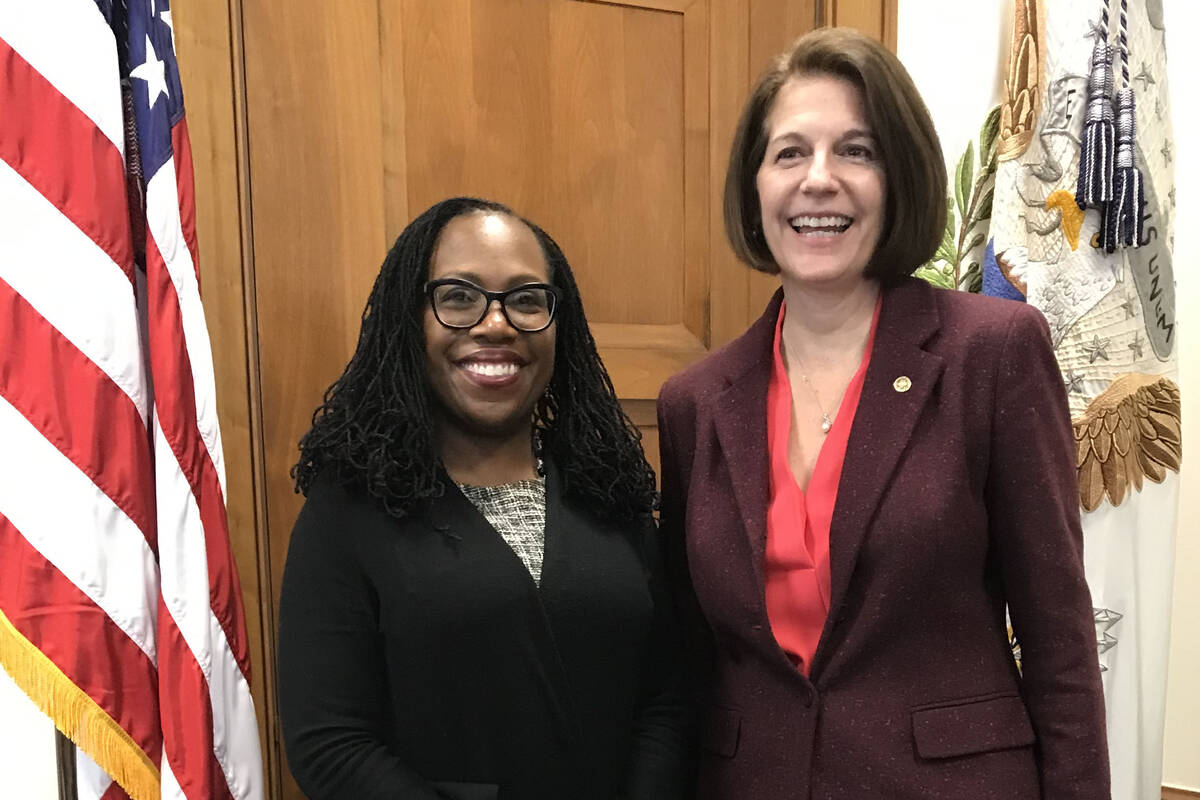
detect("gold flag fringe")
[0,609,160,800]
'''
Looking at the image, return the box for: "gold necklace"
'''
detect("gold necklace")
[794,363,833,435]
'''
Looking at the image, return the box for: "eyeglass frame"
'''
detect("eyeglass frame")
[423,278,563,333]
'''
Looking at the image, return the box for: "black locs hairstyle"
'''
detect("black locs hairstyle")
[292,196,657,521]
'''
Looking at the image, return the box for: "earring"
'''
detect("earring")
[532,427,546,478]
[531,386,552,478]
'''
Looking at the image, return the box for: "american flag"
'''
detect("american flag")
[0,1,263,799]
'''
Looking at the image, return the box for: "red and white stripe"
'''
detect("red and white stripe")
[0,2,262,798]
[140,55,260,800]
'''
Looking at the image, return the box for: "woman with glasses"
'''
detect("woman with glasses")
[278,197,686,800]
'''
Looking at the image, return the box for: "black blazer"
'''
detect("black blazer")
[278,465,686,800]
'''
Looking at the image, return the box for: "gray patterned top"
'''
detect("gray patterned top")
[456,478,547,585]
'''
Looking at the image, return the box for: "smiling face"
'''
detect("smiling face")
[755,73,886,291]
[423,212,556,443]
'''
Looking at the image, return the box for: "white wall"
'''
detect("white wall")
[0,669,60,799]
[1160,0,1200,791]
[900,0,1197,792]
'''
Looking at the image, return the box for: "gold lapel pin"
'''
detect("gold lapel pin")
[893,376,912,393]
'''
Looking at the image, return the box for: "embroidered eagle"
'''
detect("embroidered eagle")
[1074,374,1181,512]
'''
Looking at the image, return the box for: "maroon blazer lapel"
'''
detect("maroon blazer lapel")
[810,278,945,680]
[710,290,783,608]
[705,280,945,681]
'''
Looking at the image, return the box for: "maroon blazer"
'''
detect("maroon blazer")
[656,278,1109,800]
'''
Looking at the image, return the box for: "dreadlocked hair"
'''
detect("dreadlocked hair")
[292,196,657,522]
[524,219,658,519]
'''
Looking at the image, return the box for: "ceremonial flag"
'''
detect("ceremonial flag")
[983,1,1180,796]
[0,1,264,798]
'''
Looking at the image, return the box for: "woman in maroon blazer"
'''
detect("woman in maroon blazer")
[656,28,1109,800]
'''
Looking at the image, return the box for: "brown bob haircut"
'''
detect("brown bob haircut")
[724,27,946,284]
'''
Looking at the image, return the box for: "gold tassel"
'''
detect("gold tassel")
[0,610,161,800]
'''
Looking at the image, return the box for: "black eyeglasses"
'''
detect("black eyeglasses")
[424,278,561,333]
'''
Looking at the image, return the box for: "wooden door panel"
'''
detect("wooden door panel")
[395,0,709,399]
[751,0,823,73]
[833,0,897,48]
[243,0,391,609]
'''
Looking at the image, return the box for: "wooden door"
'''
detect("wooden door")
[175,1,895,796]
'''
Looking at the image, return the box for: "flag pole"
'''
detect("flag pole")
[54,730,78,800]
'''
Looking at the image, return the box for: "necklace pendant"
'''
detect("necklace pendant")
[820,415,833,434]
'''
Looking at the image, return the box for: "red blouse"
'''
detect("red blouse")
[764,298,880,675]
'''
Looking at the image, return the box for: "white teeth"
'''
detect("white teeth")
[464,362,520,377]
[789,215,853,231]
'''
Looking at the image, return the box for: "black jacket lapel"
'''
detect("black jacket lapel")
[428,466,580,744]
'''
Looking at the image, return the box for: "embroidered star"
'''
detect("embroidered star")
[1169,188,1177,207]
[1081,335,1111,364]
[1155,97,1164,119]
[1094,607,1122,671]
[1095,607,1123,634]
[1063,369,1085,394]
[1121,295,1138,318]
[130,34,168,109]
[1134,63,1156,91]
[1129,333,1145,358]
[1085,18,1107,44]
[1162,139,1173,164]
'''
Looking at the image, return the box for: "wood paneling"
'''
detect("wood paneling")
[832,0,896,48]
[1164,788,1200,800]
[750,0,822,73]
[708,0,753,346]
[393,0,711,398]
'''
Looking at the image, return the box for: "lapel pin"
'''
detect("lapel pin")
[893,375,912,393]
